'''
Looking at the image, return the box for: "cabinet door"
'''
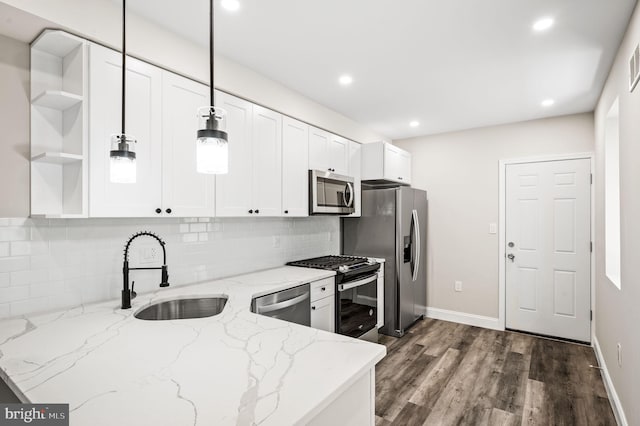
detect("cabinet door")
[311,295,335,333]
[383,143,405,183]
[282,117,309,217]
[89,45,162,217]
[252,105,282,216]
[309,126,329,171]
[399,149,412,184]
[161,72,214,217]
[215,91,253,217]
[328,134,350,175]
[346,141,362,217]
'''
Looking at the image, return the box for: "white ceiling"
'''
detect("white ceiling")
[127,0,637,140]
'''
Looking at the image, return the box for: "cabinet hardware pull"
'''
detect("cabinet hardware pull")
[248,209,253,214]
[284,210,289,214]
[311,306,316,310]
[155,208,162,214]
[166,208,172,214]
[255,209,260,214]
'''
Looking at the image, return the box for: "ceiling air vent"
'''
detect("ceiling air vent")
[630,43,640,92]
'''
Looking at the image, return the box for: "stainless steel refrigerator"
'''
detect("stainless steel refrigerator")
[342,186,427,337]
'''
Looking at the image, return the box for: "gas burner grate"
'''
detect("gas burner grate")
[287,255,369,270]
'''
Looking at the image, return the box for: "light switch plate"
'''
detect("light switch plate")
[455,281,463,292]
[489,223,497,234]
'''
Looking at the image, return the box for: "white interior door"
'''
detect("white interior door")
[505,158,591,342]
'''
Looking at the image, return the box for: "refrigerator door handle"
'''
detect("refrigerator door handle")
[412,209,421,282]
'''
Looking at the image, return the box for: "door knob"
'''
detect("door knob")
[507,253,515,262]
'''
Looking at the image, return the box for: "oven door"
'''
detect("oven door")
[336,274,377,338]
[310,170,355,215]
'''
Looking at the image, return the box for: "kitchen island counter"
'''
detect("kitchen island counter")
[0,266,386,425]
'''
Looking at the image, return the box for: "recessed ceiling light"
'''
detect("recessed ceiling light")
[221,0,240,12]
[541,99,555,107]
[338,75,353,86]
[533,17,554,32]
[409,121,420,128]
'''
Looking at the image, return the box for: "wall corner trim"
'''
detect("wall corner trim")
[593,335,629,426]
[425,307,504,331]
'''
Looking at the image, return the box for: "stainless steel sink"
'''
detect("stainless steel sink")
[134,296,228,320]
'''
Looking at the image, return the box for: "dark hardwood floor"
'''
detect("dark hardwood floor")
[375,318,616,426]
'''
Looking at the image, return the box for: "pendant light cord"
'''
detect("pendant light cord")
[121,0,127,136]
[210,0,215,105]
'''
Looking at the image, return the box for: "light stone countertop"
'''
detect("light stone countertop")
[0,266,387,426]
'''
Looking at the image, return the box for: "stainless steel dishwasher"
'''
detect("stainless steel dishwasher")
[251,284,311,326]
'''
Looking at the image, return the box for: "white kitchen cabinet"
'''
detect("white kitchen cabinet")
[88,44,163,217]
[30,30,88,218]
[214,91,252,216]
[311,295,335,333]
[215,91,283,217]
[282,117,309,217]
[361,141,412,185]
[309,127,349,175]
[161,72,215,217]
[310,277,335,333]
[251,105,282,216]
[346,141,362,217]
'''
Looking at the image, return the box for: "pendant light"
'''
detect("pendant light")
[110,0,137,183]
[196,0,229,174]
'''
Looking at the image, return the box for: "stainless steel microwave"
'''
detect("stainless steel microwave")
[309,170,355,215]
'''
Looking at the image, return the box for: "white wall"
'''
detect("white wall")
[0,0,387,144]
[0,34,29,217]
[593,2,640,424]
[395,113,594,318]
[0,216,339,318]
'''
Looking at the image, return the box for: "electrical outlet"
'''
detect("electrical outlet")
[138,246,158,264]
[455,281,463,292]
[273,236,281,248]
[617,343,622,367]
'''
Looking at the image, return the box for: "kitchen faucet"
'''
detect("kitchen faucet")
[121,231,170,309]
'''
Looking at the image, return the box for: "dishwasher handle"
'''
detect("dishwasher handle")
[255,292,310,314]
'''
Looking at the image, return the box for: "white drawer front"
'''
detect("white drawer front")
[310,277,335,302]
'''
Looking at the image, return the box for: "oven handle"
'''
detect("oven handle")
[255,292,309,314]
[338,274,377,292]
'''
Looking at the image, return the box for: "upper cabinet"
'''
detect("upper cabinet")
[30,31,362,219]
[309,127,349,175]
[88,43,213,218]
[215,92,283,217]
[161,72,215,217]
[88,44,163,217]
[30,30,88,218]
[361,141,412,185]
[282,117,310,217]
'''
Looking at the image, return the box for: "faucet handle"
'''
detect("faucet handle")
[131,281,137,299]
[160,265,170,288]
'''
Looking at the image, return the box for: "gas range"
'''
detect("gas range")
[287,255,380,283]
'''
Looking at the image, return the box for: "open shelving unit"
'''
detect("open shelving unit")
[30,30,88,218]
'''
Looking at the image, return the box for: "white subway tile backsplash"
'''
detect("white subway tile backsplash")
[10,241,31,256]
[0,286,30,303]
[190,223,207,233]
[0,216,339,319]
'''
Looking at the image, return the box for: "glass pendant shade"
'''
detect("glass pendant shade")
[110,134,137,183]
[196,106,229,174]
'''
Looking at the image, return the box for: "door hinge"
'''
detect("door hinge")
[590,310,593,321]
[590,173,593,184]
[590,241,593,252]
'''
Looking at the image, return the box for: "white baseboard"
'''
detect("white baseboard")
[593,335,628,426]
[424,307,503,331]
